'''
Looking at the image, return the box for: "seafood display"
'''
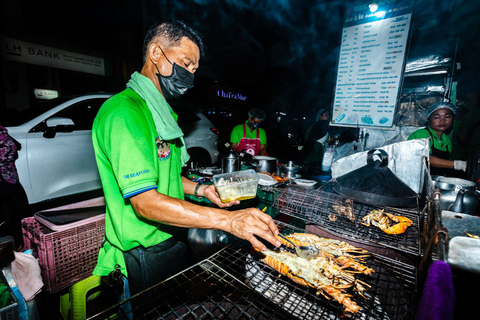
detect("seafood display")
[331,199,355,221]
[361,209,412,235]
[254,232,374,314]
[279,233,374,274]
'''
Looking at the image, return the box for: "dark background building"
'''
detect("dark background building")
[2,0,480,160]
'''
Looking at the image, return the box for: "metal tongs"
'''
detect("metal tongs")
[261,207,319,260]
[277,233,319,260]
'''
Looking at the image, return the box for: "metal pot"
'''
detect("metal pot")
[281,161,302,179]
[435,177,480,215]
[251,156,278,174]
[222,149,240,173]
[187,228,229,262]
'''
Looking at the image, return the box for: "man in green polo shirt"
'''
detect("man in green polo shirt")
[92,19,280,312]
[230,108,268,156]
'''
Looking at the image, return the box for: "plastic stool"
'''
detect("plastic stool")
[60,275,102,320]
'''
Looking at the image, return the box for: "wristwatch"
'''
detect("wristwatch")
[194,182,203,199]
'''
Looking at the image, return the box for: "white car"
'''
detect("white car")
[6,93,219,205]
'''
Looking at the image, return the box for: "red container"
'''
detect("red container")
[21,216,105,293]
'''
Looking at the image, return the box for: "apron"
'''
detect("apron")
[237,124,261,156]
[426,127,453,176]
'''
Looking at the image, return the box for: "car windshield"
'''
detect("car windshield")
[3,96,76,126]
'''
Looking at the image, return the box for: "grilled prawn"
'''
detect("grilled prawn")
[278,233,375,275]
[361,209,412,235]
[255,248,362,313]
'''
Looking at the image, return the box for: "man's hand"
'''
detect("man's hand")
[202,184,240,208]
[224,207,281,251]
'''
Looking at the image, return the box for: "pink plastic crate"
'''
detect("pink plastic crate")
[21,215,105,293]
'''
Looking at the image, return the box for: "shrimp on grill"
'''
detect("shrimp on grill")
[284,233,369,256]
[306,251,361,290]
[255,248,362,314]
[361,209,412,235]
[278,233,375,275]
[332,199,355,221]
[335,256,375,275]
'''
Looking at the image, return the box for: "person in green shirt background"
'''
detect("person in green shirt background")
[92,18,280,317]
[408,101,467,177]
[230,108,268,156]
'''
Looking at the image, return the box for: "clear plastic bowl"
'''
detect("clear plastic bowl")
[212,169,259,203]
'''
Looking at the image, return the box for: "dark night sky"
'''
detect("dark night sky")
[2,0,480,120]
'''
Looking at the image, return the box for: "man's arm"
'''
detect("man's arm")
[430,156,467,172]
[429,155,454,169]
[230,142,239,151]
[259,144,267,155]
[129,189,280,251]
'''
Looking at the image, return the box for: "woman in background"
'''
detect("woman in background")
[0,123,28,248]
[408,102,467,177]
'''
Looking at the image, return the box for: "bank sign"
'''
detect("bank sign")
[1,37,105,76]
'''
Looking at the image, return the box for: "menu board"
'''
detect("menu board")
[331,0,414,128]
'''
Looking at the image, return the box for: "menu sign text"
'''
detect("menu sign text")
[331,0,414,128]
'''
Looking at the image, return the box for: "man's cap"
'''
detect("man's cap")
[248,108,266,121]
[426,102,456,118]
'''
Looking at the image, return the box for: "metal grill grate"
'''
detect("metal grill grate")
[89,226,417,319]
[274,186,422,257]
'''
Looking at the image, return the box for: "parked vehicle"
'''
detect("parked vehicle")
[5,93,219,204]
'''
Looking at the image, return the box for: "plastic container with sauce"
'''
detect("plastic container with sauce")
[212,169,259,203]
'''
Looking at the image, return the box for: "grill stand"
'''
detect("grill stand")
[422,188,480,319]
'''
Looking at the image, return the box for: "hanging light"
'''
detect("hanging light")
[369,3,378,13]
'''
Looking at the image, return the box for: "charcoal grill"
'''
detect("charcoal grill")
[274,185,424,262]
[89,220,418,320]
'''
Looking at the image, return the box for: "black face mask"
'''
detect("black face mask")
[248,121,259,130]
[154,46,195,100]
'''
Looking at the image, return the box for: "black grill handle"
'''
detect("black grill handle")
[366,149,389,167]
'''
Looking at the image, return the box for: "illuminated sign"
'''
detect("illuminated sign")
[331,0,414,129]
[217,90,247,101]
[34,89,59,100]
[1,37,105,76]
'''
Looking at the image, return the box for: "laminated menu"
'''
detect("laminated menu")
[331,0,414,128]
